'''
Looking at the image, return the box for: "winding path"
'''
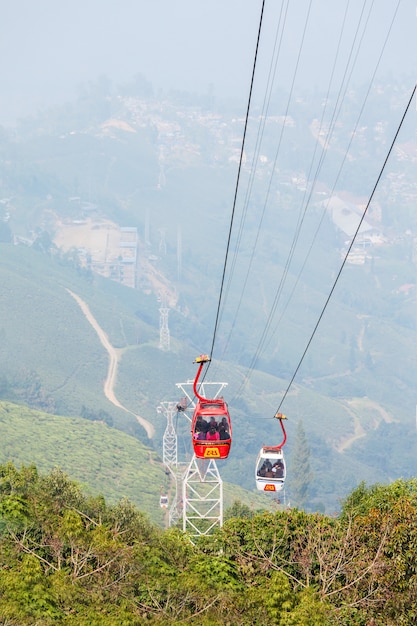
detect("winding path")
[66,289,155,439]
[337,397,395,452]
[336,406,365,452]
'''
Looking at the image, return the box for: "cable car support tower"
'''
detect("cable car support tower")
[159,377,227,542]
[176,378,228,542]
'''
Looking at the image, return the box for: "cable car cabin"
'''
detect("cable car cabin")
[255,447,286,492]
[191,399,232,459]
[159,494,169,509]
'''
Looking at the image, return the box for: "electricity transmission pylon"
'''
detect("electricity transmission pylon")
[158,401,178,467]
[158,291,170,351]
[157,400,183,527]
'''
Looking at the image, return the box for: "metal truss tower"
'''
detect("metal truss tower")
[158,401,178,467]
[176,379,228,540]
[182,457,223,542]
[158,379,228,537]
[157,400,184,527]
[158,228,167,256]
[167,466,185,528]
[158,291,170,351]
[176,379,228,410]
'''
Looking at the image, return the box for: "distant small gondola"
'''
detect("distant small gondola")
[255,413,287,492]
[191,355,232,459]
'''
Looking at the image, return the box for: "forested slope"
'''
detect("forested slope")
[0,463,416,625]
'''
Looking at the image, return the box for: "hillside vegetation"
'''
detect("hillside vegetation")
[0,402,275,527]
[0,234,415,512]
[0,463,416,625]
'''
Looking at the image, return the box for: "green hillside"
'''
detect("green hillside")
[0,400,277,526]
[0,237,415,514]
[0,401,165,524]
[0,243,158,424]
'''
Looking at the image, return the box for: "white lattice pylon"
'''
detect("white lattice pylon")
[158,401,178,467]
[167,464,184,528]
[176,380,228,410]
[182,456,223,541]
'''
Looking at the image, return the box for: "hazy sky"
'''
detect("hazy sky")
[1,0,416,126]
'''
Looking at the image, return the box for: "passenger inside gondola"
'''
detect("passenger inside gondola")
[218,424,230,440]
[194,427,206,440]
[272,460,284,477]
[220,417,228,429]
[257,459,272,477]
[208,416,218,430]
[195,415,209,433]
[193,415,209,440]
[206,425,220,441]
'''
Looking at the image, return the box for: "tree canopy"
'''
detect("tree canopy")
[0,462,416,624]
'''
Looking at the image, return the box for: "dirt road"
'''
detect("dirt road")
[337,397,395,452]
[66,289,155,439]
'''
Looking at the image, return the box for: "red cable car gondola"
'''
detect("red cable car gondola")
[191,355,232,460]
[255,413,287,492]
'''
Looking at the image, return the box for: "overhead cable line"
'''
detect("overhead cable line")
[222,0,319,380]
[237,0,377,383]
[213,0,305,368]
[216,0,372,382]
[274,81,417,414]
[206,0,266,370]
[214,0,289,355]
[259,0,402,372]
[230,0,403,402]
